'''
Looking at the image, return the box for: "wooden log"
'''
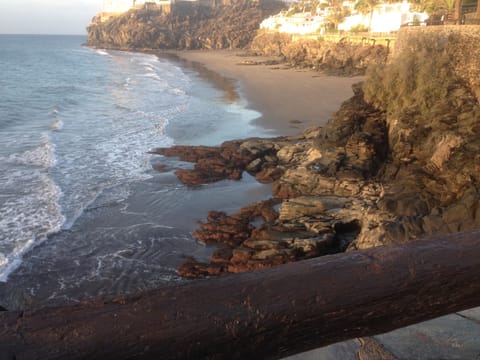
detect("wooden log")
[1,230,480,359]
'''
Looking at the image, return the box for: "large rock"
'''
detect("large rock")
[278,196,349,221]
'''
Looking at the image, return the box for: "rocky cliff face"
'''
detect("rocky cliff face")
[152,26,480,277]
[86,0,285,50]
[250,30,390,75]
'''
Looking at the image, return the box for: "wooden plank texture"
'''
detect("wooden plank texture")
[1,230,480,359]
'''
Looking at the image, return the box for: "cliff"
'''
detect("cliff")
[151,26,480,277]
[249,30,390,75]
[86,0,285,50]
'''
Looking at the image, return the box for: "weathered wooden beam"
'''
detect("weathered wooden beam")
[1,230,480,359]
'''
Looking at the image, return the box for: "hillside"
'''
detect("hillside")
[86,0,285,50]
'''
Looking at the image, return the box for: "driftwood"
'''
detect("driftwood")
[1,230,480,359]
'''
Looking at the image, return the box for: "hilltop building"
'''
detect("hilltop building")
[339,1,428,32]
[102,0,169,13]
[99,0,172,21]
[261,12,326,35]
[260,0,428,34]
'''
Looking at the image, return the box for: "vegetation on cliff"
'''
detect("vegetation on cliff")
[86,0,285,50]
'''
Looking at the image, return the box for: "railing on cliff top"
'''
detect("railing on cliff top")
[1,230,480,359]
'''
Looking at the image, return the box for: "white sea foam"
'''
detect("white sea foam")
[0,169,64,282]
[95,49,110,56]
[0,130,65,281]
[168,87,186,96]
[7,134,56,168]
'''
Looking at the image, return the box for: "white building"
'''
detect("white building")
[339,1,428,32]
[261,12,326,35]
[261,1,429,35]
[102,0,170,14]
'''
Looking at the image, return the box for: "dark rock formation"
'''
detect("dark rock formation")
[151,27,480,278]
[152,142,255,185]
[249,30,390,75]
[86,0,285,50]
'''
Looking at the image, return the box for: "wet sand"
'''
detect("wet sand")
[169,49,364,135]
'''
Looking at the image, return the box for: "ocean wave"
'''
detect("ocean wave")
[3,133,57,169]
[51,110,173,231]
[0,171,64,282]
[144,71,169,88]
[168,87,187,96]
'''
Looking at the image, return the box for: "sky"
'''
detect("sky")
[0,0,102,35]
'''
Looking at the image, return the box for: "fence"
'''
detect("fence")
[291,32,396,47]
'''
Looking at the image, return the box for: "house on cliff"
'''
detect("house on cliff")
[339,1,428,32]
[261,0,428,34]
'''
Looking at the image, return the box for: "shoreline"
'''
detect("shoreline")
[163,49,364,136]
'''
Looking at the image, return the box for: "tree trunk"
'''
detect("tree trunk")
[476,0,480,18]
[1,231,480,360]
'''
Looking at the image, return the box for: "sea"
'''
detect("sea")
[0,34,273,310]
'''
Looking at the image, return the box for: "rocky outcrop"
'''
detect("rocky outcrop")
[151,27,480,278]
[151,138,287,185]
[249,30,389,75]
[86,0,285,50]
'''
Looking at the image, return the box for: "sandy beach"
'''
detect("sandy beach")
[169,49,365,135]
